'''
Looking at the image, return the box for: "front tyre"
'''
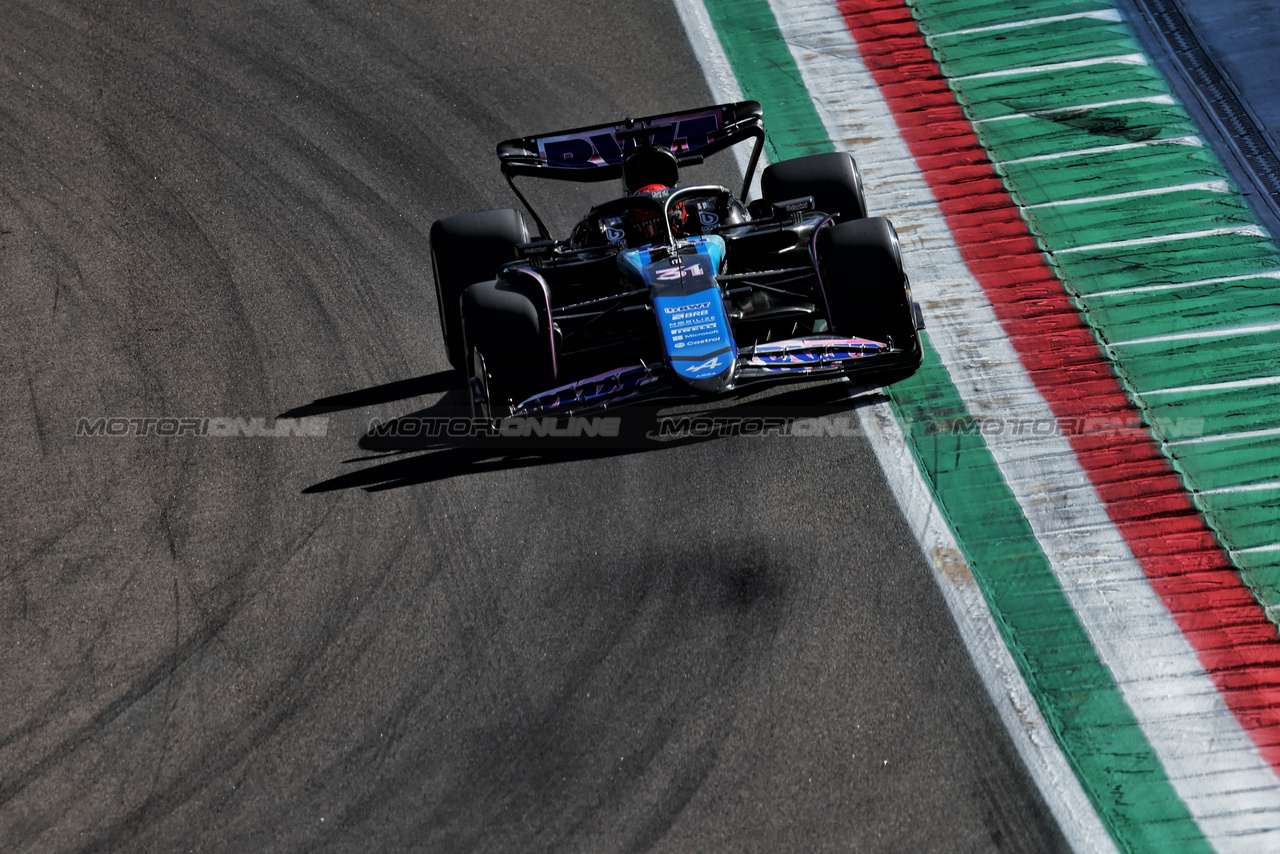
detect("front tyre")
[429,209,530,371]
[460,279,555,417]
[816,217,920,359]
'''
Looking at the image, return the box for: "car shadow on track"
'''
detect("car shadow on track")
[293,372,886,493]
[278,371,460,418]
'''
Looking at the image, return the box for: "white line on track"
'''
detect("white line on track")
[1233,544,1280,555]
[929,10,1123,39]
[953,53,1148,81]
[1201,481,1280,495]
[1144,375,1280,396]
[1082,271,1280,299]
[1057,225,1266,254]
[1023,181,1230,208]
[1000,134,1202,164]
[1168,426,1280,447]
[974,95,1176,123]
[1106,318,1280,347]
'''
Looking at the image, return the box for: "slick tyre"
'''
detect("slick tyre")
[761,152,868,222]
[816,217,919,355]
[460,279,555,414]
[430,209,530,371]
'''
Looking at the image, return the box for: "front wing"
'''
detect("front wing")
[506,335,917,418]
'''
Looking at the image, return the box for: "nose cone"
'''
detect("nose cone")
[640,239,737,395]
[672,350,735,395]
[653,288,736,395]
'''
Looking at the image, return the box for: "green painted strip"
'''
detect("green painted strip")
[912,0,1280,641]
[915,0,1113,26]
[976,103,1200,164]
[1049,232,1278,293]
[699,0,833,164]
[1028,192,1257,250]
[1116,333,1280,393]
[933,18,1139,77]
[1175,436,1280,486]
[954,64,1171,116]
[1084,279,1280,342]
[1203,485,1280,552]
[1144,386,1280,437]
[703,0,1211,849]
[997,144,1227,206]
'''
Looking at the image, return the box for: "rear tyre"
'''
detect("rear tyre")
[460,279,555,416]
[430,209,530,370]
[761,152,868,221]
[816,217,920,356]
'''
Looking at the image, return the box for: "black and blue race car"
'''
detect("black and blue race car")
[429,101,923,421]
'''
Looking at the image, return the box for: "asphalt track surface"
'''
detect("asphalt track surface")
[1,2,1068,851]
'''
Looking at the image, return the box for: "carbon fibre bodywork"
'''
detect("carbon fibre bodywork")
[436,102,924,419]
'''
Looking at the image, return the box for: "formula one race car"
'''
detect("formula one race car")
[429,101,923,420]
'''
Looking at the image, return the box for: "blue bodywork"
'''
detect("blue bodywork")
[509,233,897,417]
[619,236,736,394]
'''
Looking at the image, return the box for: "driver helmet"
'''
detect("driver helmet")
[631,183,687,241]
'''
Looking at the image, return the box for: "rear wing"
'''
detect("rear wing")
[496,101,766,236]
